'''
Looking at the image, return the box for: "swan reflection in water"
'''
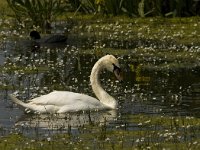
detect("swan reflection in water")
[14,110,117,133]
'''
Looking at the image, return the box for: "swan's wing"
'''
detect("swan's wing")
[27,91,109,113]
[28,91,100,107]
[57,101,109,113]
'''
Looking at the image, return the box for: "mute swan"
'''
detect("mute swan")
[9,55,122,113]
[30,31,68,43]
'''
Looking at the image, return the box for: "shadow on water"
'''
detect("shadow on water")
[0,34,200,140]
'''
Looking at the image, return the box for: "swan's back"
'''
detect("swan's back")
[28,91,108,113]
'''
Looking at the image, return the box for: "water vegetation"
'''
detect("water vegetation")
[69,0,200,17]
[6,0,68,32]
[0,1,200,150]
[3,0,200,32]
[1,114,200,149]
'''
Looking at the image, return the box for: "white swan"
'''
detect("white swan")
[9,55,122,113]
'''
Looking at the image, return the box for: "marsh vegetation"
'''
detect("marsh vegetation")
[0,0,200,149]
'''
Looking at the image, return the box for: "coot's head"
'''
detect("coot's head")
[30,31,41,40]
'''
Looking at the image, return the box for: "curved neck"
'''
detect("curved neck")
[90,59,117,109]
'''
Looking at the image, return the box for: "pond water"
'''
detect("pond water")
[0,34,200,148]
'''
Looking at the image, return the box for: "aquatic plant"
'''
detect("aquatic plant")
[1,114,200,149]
[68,0,200,17]
[6,0,68,31]
[1,13,200,150]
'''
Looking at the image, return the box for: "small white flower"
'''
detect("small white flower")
[47,137,51,142]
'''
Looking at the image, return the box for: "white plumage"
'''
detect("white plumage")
[9,55,122,113]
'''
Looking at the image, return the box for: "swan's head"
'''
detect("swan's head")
[103,55,123,81]
[30,31,41,40]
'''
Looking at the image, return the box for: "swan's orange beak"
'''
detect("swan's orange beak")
[113,67,123,81]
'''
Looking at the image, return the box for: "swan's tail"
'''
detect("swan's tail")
[9,94,27,108]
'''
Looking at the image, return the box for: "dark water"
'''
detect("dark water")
[0,37,200,137]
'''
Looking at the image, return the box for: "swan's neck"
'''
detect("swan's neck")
[90,59,117,109]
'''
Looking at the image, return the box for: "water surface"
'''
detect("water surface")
[0,34,200,145]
